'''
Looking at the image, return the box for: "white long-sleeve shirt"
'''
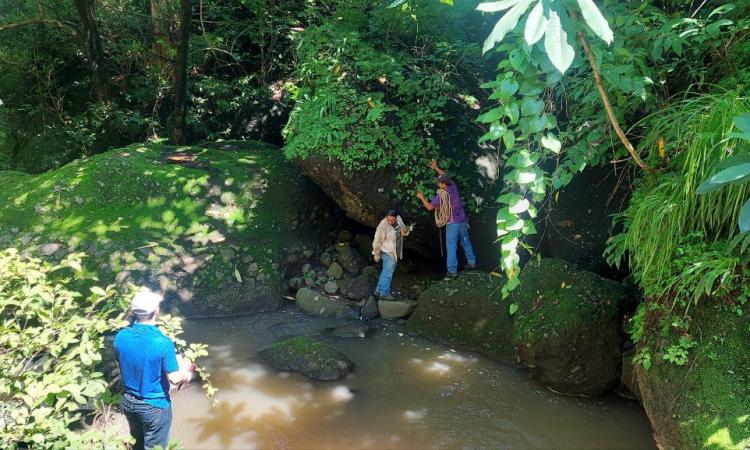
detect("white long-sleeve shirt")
[372,215,408,261]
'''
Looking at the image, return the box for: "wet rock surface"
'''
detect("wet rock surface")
[295,287,359,319]
[378,299,417,320]
[326,323,378,338]
[260,336,354,381]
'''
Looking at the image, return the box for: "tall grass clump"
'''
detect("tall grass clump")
[608,89,750,301]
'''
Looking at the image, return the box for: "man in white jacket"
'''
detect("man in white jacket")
[372,209,410,300]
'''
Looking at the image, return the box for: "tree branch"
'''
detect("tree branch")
[0,19,78,36]
[577,31,651,171]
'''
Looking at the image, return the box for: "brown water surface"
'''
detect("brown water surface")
[172,306,655,449]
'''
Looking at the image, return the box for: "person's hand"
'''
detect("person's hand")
[416,189,424,199]
[373,254,380,263]
[429,159,439,171]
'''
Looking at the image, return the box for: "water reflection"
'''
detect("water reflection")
[172,307,656,449]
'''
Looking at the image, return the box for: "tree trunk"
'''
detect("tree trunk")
[169,0,192,144]
[73,0,109,102]
[150,0,178,81]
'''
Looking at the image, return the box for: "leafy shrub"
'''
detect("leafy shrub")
[0,249,127,448]
[283,16,489,204]
[0,248,215,448]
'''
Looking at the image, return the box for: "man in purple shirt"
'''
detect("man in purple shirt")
[416,160,477,278]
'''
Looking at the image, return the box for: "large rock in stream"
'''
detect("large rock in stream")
[406,272,516,363]
[510,258,628,396]
[0,141,341,318]
[260,337,354,381]
[407,259,628,396]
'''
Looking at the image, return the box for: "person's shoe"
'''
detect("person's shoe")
[445,272,458,279]
[381,293,396,301]
[465,263,477,270]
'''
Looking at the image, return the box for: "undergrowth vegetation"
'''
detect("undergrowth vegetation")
[0,248,214,448]
[607,90,750,304]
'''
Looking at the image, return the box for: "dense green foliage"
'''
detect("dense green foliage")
[3,0,750,444]
[607,92,750,302]
[472,0,750,300]
[282,0,493,204]
[0,0,320,171]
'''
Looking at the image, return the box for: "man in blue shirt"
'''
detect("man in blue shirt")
[416,159,477,278]
[115,289,190,450]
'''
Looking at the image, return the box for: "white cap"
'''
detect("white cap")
[130,288,163,314]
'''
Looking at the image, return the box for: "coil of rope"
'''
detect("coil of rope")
[434,188,452,228]
[434,189,452,257]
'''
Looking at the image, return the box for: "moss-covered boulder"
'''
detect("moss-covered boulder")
[260,337,354,381]
[511,259,627,396]
[0,140,339,317]
[405,272,516,363]
[636,300,750,450]
[407,260,628,396]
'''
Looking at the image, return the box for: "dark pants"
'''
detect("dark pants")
[121,393,172,450]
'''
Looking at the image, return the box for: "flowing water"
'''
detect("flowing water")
[172,306,656,449]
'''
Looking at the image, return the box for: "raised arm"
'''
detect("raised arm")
[429,159,445,176]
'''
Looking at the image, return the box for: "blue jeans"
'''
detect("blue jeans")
[375,253,397,296]
[121,393,172,450]
[446,222,476,274]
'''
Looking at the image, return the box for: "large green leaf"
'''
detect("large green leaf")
[482,0,535,54]
[544,10,575,74]
[387,0,407,8]
[499,78,519,98]
[718,153,750,170]
[577,0,614,45]
[708,163,750,185]
[520,97,545,116]
[731,114,750,141]
[740,199,750,233]
[524,1,547,45]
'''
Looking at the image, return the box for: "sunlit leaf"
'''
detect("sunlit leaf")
[524,1,547,45]
[541,133,562,153]
[482,0,535,54]
[577,0,614,45]
[509,198,530,214]
[387,0,407,8]
[544,10,575,74]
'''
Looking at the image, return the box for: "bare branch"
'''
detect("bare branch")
[578,31,651,172]
[0,19,78,36]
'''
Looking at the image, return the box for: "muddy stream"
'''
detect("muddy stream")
[171,306,655,449]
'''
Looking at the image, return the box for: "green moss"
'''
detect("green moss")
[0,140,301,300]
[641,302,750,449]
[405,272,516,363]
[260,337,354,381]
[511,258,626,346]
